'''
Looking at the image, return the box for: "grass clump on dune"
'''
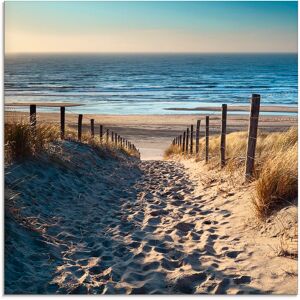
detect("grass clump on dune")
[164,127,298,219]
[163,144,183,160]
[253,144,297,219]
[5,121,60,162]
[5,120,140,163]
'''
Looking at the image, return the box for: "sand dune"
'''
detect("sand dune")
[5,141,297,294]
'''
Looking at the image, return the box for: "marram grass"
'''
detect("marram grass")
[164,127,298,219]
[5,120,139,163]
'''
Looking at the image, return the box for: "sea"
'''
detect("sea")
[4,53,298,115]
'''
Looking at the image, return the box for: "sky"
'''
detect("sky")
[5,1,298,53]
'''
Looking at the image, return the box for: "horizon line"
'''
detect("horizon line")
[5,51,298,55]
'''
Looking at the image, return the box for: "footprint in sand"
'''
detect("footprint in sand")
[225,251,242,259]
[174,272,208,294]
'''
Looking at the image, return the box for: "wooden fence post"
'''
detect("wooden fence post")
[90,119,95,138]
[245,94,261,181]
[29,104,36,130]
[106,129,109,143]
[220,104,227,168]
[182,131,186,153]
[78,114,83,141]
[60,106,65,140]
[196,120,200,154]
[100,125,103,143]
[111,131,114,143]
[186,128,189,154]
[115,132,118,145]
[179,135,182,147]
[205,116,209,163]
[190,125,194,154]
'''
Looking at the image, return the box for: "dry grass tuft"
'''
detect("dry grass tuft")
[163,144,182,159]
[5,120,139,163]
[253,144,297,219]
[5,121,60,162]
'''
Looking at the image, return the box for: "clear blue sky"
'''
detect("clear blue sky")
[5,1,298,53]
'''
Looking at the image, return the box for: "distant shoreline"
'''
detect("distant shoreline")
[5,103,298,116]
[164,105,298,113]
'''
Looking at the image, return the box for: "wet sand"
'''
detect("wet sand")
[165,105,298,113]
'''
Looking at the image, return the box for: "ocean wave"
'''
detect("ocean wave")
[4,54,298,114]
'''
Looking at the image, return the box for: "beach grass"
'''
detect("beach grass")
[5,120,60,162]
[5,120,139,163]
[164,127,298,219]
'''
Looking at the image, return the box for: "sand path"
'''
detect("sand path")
[5,144,271,294]
[51,160,262,294]
[90,160,262,295]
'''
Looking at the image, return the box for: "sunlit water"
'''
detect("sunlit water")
[5,53,298,115]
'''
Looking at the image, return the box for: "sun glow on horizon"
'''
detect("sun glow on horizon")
[5,1,298,54]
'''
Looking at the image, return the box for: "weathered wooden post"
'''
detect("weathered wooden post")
[106,129,109,143]
[90,119,95,138]
[190,125,194,154]
[60,106,65,140]
[205,116,209,163]
[195,120,200,154]
[78,114,83,141]
[245,94,261,181]
[29,104,36,130]
[179,135,182,147]
[100,125,103,143]
[111,131,114,143]
[186,128,189,154]
[182,131,186,153]
[220,104,227,168]
[115,132,118,145]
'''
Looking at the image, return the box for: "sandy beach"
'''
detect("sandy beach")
[5,110,297,160]
[5,140,297,294]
